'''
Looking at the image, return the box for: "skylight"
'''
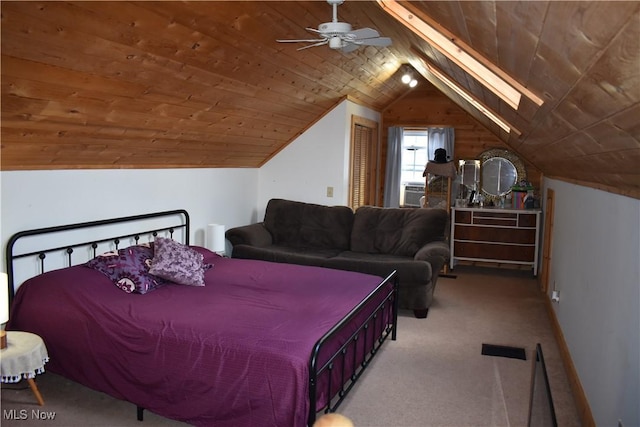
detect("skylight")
[377,0,544,110]
[422,60,519,135]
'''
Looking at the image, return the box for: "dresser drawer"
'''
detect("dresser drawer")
[454,210,472,224]
[454,225,536,244]
[518,214,537,227]
[473,211,517,223]
[473,216,517,226]
[454,242,536,262]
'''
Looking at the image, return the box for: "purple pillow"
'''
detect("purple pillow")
[85,243,167,294]
[149,237,211,287]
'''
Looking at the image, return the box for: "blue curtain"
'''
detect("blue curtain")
[383,126,403,207]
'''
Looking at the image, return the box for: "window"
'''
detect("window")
[401,130,428,185]
[422,61,519,134]
[398,127,454,207]
[401,128,454,185]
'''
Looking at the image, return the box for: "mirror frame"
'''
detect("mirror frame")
[457,159,480,199]
[479,148,527,201]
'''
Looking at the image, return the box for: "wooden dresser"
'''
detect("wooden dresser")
[450,207,542,275]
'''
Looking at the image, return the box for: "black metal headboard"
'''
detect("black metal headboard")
[5,209,190,305]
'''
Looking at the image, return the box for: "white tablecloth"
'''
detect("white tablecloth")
[1,331,50,383]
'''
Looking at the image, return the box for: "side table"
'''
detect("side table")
[1,331,50,405]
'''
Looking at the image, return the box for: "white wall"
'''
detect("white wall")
[258,99,380,220]
[1,168,258,272]
[544,178,639,427]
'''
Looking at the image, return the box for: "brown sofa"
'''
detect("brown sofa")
[225,198,450,318]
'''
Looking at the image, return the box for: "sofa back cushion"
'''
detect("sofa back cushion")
[264,199,354,250]
[351,206,448,256]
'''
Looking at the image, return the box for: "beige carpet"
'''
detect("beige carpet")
[339,265,580,427]
[0,265,580,426]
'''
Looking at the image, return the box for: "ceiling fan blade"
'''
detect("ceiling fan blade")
[340,42,360,53]
[297,40,329,50]
[348,27,380,40]
[339,36,392,52]
[277,38,326,43]
[358,36,392,47]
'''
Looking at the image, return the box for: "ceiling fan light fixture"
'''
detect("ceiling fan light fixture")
[329,36,344,49]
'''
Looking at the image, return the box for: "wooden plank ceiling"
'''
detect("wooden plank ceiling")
[1,1,639,198]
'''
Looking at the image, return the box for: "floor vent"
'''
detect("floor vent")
[481,343,527,360]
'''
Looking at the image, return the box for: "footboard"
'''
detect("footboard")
[308,270,398,425]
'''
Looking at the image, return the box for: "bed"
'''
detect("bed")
[5,210,398,426]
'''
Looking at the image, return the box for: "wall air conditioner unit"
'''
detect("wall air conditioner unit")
[403,184,425,207]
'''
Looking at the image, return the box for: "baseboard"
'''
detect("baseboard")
[544,297,596,427]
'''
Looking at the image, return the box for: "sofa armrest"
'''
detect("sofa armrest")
[225,223,273,247]
[414,241,450,275]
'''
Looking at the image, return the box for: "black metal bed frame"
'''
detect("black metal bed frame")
[308,270,398,425]
[5,209,399,426]
[5,209,190,306]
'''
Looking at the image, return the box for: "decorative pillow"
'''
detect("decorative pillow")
[85,243,167,294]
[149,237,211,287]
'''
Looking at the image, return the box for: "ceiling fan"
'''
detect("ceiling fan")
[277,0,392,52]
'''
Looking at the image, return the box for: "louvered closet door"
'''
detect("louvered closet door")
[350,117,379,210]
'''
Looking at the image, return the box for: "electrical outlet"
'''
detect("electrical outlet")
[551,290,560,303]
[326,186,334,197]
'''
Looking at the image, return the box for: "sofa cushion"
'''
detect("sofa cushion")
[326,251,432,284]
[264,198,354,250]
[351,207,448,257]
[232,244,340,267]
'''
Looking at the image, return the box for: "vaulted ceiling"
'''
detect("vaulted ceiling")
[1,1,639,198]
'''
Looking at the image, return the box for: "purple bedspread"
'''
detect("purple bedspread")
[8,248,390,426]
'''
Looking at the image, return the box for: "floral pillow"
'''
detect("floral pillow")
[149,237,212,287]
[85,243,167,294]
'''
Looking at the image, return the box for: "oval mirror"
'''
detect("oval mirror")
[479,148,526,200]
[482,157,517,196]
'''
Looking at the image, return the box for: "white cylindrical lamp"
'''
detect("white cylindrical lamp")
[206,224,226,256]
